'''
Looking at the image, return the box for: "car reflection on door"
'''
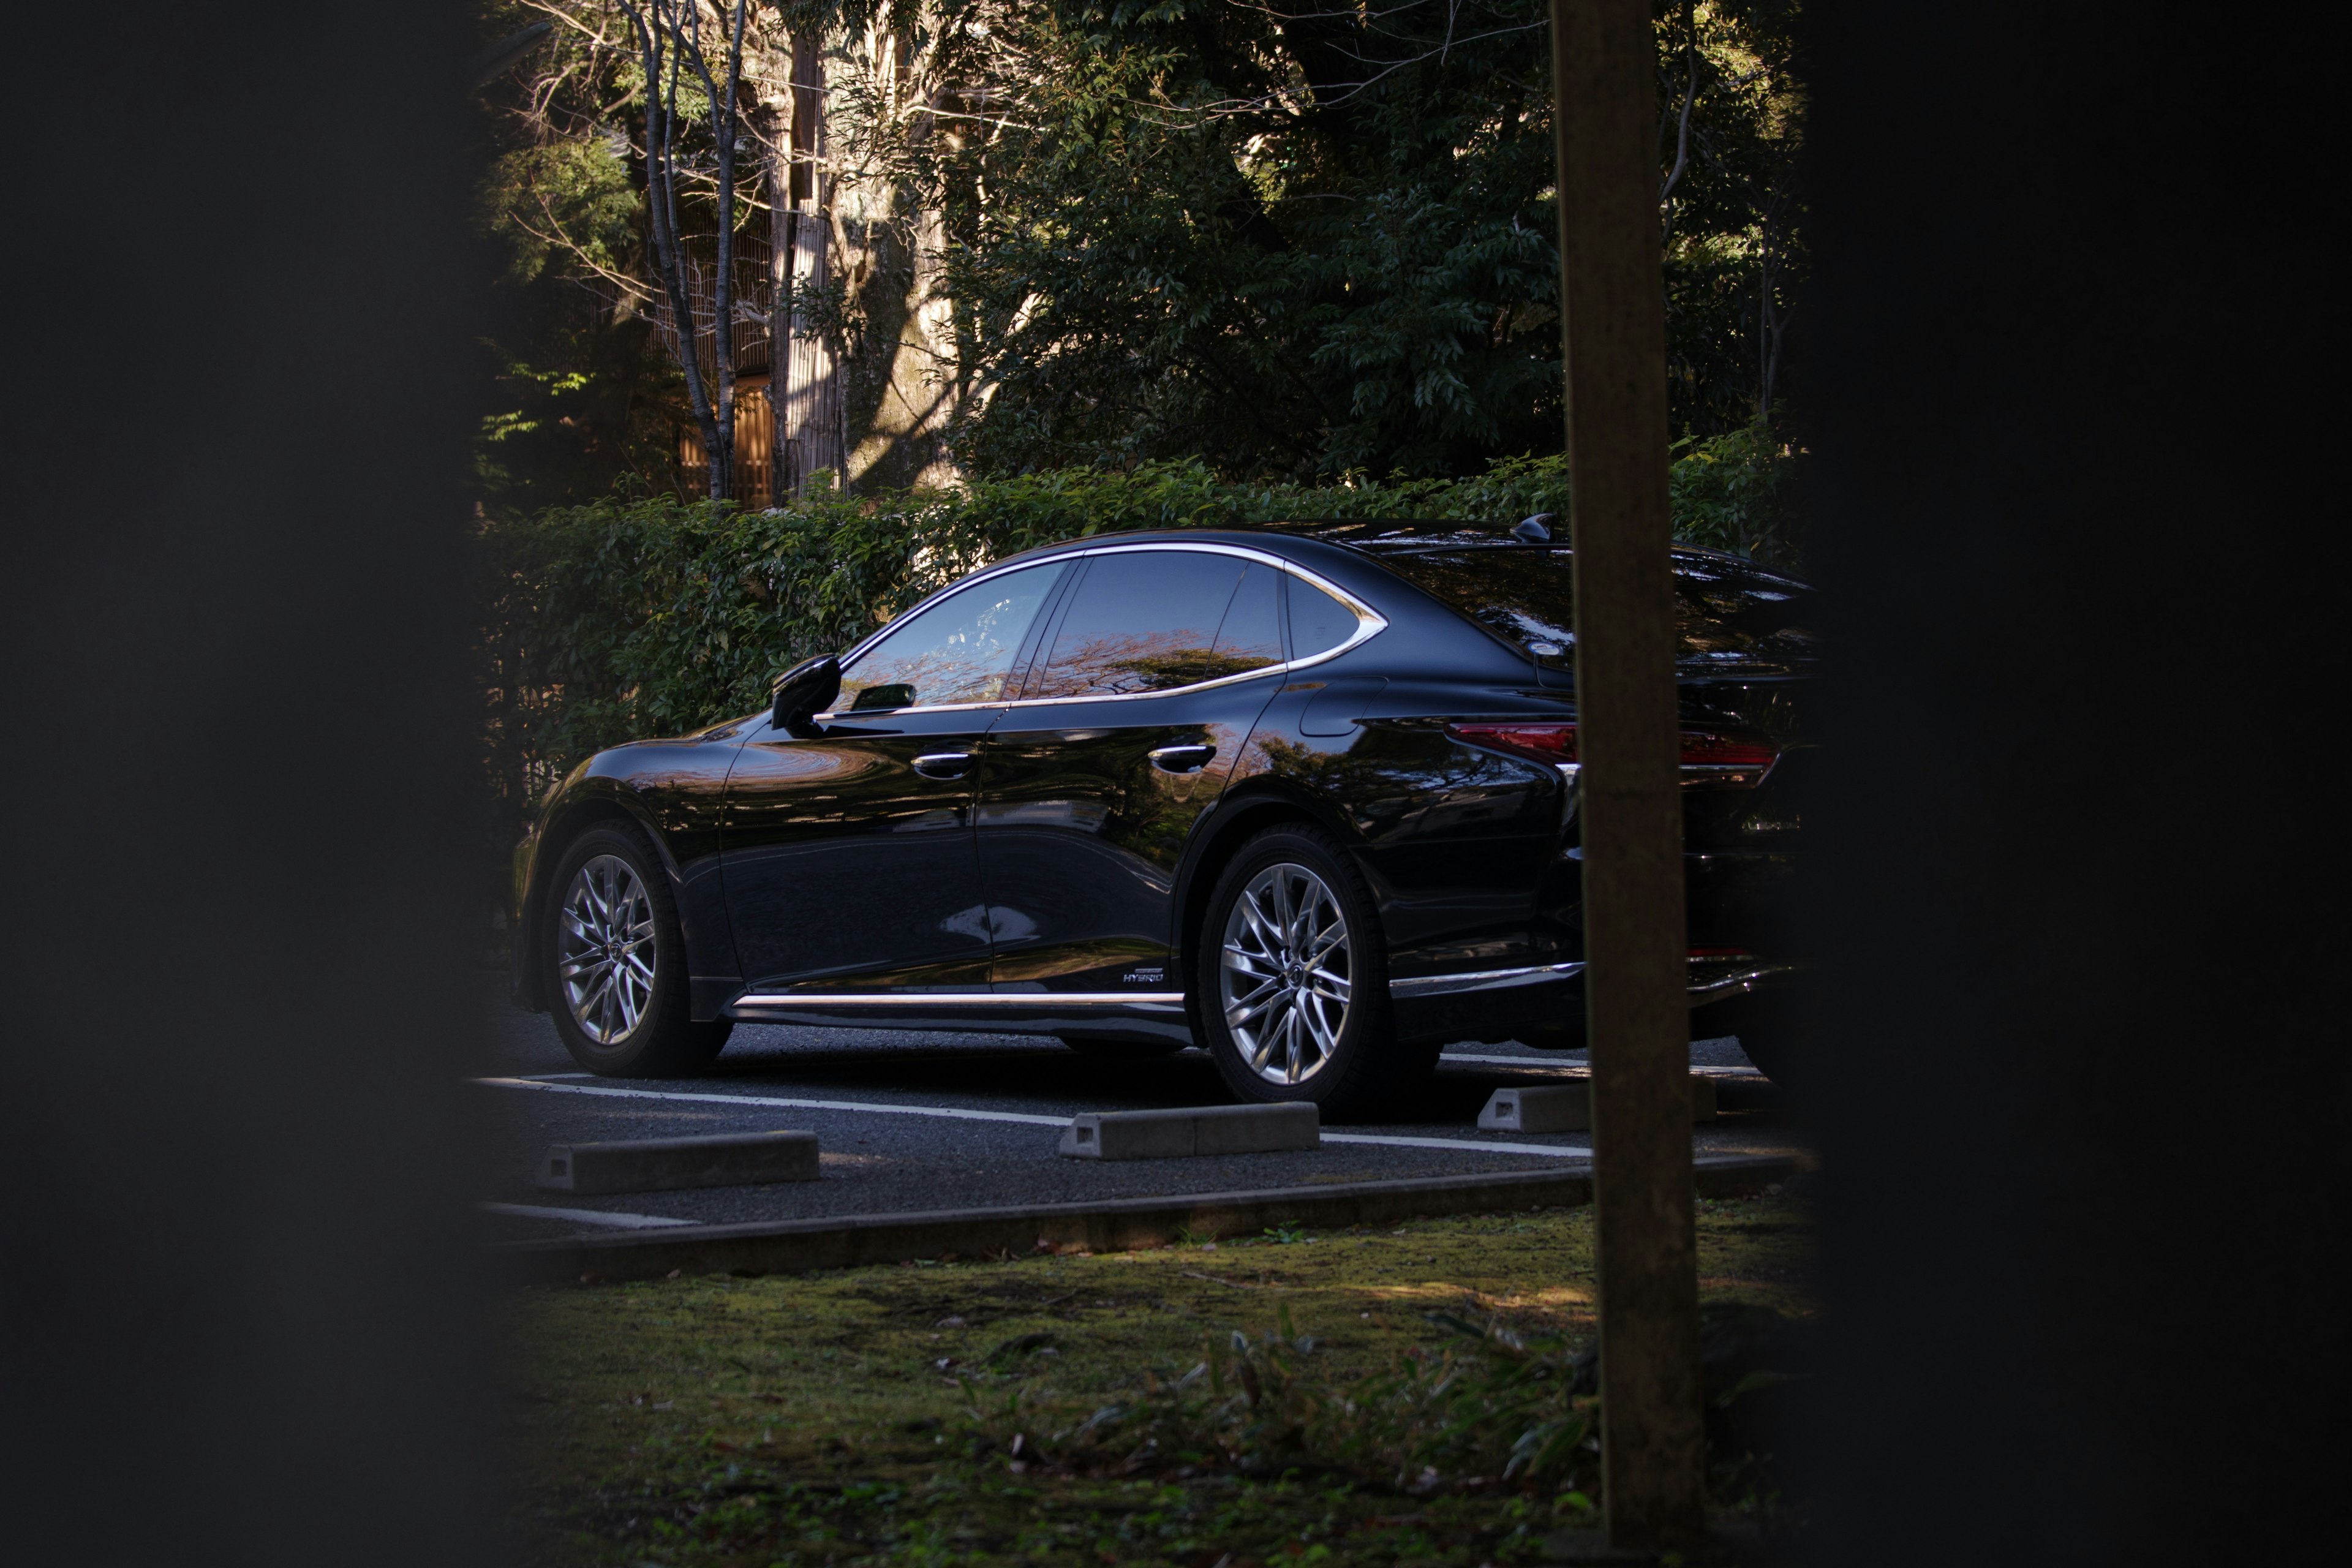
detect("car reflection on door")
[974,548,1292,997]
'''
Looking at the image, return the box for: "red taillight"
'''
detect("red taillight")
[1446,722,1779,785]
[1444,722,1577,766]
[1678,730,1780,771]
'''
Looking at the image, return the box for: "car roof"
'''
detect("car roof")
[993,520,1811,592]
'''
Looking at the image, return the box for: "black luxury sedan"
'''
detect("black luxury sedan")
[510,521,1815,1114]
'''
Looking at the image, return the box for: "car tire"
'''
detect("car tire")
[541,823,731,1078]
[1695,990,1802,1087]
[1728,1028,1797,1087]
[1194,823,1428,1120]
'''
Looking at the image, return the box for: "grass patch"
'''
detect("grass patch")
[509,1193,1814,1564]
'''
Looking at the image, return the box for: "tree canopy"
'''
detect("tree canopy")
[473,0,1803,497]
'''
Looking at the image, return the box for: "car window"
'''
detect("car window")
[835,561,1069,712]
[1030,550,1268,698]
[1287,575,1362,659]
[1213,563,1287,672]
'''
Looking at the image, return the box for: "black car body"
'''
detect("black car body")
[511,522,1815,1105]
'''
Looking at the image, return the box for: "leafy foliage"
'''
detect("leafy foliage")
[471,2,1807,503]
[925,0,1803,480]
[1671,417,1796,559]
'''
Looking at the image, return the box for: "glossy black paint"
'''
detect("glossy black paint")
[513,525,1817,1050]
[722,704,996,992]
[979,686,1267,994]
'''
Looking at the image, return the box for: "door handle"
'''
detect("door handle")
[1148,744,1216,774]
[911,752,974,780]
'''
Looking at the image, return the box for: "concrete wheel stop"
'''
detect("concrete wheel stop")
[1057,1102,1320,1159]
[538,1130,820,1194]
[1478,1079,1718,1133]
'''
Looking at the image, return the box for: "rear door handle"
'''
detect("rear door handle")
[1148,744,1216,774]
[911,752,974,780]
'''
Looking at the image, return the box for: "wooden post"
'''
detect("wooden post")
[1549,0,1708,1549]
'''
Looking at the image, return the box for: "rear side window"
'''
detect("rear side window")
[1287,575,1362,658]
[836,560,1068,711]
[1213,563,1287,671]
[1030,550,1272,698]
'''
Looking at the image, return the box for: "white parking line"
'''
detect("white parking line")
[475,1077,1068,1125]
[478,1200,692,1230]
[473,1077,1591,1158]
[1324,1131,1591,1158]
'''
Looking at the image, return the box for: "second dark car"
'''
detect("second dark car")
[511,521,1815,1114]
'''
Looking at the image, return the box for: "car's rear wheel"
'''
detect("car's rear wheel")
[1694,990,1803,1087]
[1195,824,1428,1118]
[542,824,731,1077]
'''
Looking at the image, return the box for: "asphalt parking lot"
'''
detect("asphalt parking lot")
[469,978,1805,1243]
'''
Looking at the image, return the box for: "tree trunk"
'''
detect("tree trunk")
[704,0,750,503]
[763,94,792,500]
[621,1,726,497]
[780,31,845,494]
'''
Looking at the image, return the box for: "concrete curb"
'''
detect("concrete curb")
[539,1130,820,1193]
[497,1154,1796,1286]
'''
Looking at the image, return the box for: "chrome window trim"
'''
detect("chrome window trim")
[813,541,1388,722]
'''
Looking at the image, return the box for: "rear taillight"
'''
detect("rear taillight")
[1676,728,1779,785]
[1445,722,1779,786]
[1444,722,1577,767]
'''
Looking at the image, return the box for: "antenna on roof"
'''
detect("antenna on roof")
[1512,514,1555,543]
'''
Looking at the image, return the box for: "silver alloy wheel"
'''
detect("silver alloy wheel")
[1219,861,1352,1084]
[557,853,657,1046]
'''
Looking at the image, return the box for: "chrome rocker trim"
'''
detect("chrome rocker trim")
[730,959,1790,1020]
[1685,965,1797,1005]
[732,990,1188,1014]
[1389,959,1794,1006]
[1387,961,1587,998]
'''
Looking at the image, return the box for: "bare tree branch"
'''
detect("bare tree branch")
[1659,0,1698,246]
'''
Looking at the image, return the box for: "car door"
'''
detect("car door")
[976,546,1289,997]
[720,559,1073,993]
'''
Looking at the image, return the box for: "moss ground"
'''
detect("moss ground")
[510,1192,1814,1566]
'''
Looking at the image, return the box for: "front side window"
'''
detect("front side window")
[835,561,1068,712]
[1030,551,1283,699]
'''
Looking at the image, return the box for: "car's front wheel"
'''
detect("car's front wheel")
[541,824,731,1077]
[1195,824,1428,1118]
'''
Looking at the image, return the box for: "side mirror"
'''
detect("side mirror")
[769,655,840,738]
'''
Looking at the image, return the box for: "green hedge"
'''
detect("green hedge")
[479,429,1795,818]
